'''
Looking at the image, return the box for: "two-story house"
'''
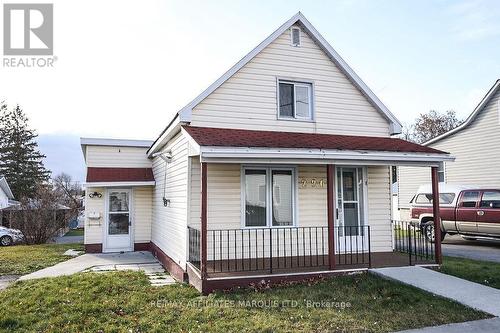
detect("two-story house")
[398,80,500,220]
[81,13,453,293]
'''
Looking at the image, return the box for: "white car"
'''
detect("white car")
[0,226,24,246]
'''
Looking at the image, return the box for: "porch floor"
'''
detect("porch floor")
[194,251,435,279]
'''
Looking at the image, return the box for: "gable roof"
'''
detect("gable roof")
[426,79,500,145]
[168,12,402,136]
[183,126,445,154]
[0,176,15,200]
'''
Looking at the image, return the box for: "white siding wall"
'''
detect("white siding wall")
[432,91,500,186]
[133,187,153,243]
[187,164,391,257]
[398,167,431,210]
[84,187,105,244]
[190,25,391,137]
[367,166,392,252]
[189,156,201,227]
[151,133,189,267]
[85,146,151,168]
[398,89,500,215]
[84,186,153,245]
[0,188,8,209]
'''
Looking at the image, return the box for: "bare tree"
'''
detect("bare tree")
[53,172,83,209]
[9,183,78,244]
[406,110,462,144]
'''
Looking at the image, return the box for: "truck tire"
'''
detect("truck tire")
[423,222,445,243]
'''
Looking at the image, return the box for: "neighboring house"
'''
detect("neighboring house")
[81,13,452,293]
[398,80,500,219]
[0,176,16,227]
[0,176,15,210]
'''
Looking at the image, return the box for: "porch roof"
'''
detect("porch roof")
[85,167,155,187]
[182,126,454,166]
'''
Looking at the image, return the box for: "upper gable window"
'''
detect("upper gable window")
[291,27,301,46]
[278,80,313,120]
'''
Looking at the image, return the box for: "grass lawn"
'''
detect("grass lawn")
[0,272,489,332]
[0,243,84,276]
[441,256,500,289]
[64,229,84,237]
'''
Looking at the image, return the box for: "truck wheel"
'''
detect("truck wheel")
[424,222,445,243]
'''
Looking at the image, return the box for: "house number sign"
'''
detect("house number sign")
[299,178,326,188]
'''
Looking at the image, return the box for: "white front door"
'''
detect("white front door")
[104,189,133,252]
[335,167,368,253]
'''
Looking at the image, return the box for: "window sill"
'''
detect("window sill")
[242,225,297,229]
[277,117,315,123]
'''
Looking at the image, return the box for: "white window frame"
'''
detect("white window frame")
[277,78,314,121]
[438,162,445,183]
[290,27,301,46]
[241,165,298,229]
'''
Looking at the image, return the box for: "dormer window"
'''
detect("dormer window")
[291,27,301,46]
[278,80,313,120]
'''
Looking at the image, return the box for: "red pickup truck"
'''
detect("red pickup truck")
[410,185,500,242]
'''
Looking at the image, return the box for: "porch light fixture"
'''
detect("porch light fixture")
[88,191,102,198]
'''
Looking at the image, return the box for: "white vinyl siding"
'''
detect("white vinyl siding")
[398,167,432,209]
[133,187,153,243]
[367,166,392,252]
[151,133,189,268]
[431,90,500,187]
[0,188,8,209]
[187,163,391,253]
[398,89,500,213]
[85,146,151,168]
[190,24,391,137]
[84,187,105,244]
[84,186,153,245]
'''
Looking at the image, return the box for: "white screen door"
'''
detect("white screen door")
[105,189,132,252]
[335,167,368,252]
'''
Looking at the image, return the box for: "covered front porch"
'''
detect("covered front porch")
[181,126,453,293]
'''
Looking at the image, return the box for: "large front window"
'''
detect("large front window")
[243,167,295,227]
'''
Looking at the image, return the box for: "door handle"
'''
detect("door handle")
[477,211,485,216]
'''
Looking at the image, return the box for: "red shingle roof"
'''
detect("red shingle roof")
[183,126,446,154]
[86,168,154,183]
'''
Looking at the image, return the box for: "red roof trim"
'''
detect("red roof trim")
[86,168,154,183]
[183,126,446,154]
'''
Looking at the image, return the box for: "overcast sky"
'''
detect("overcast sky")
[1,0,499,181]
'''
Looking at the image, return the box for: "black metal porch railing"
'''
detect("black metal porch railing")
[188,226,201,269]
[392,220,434,265]
[187,225,371,274]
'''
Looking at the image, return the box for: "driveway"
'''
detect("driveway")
[54,235,84,244]
[442,234,500,263]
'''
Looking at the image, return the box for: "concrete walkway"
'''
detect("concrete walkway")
[55,235,84,244]
[396,317,500,333]
[19,251,159,281]
[370,266,500,316]
[0,275,20,290]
